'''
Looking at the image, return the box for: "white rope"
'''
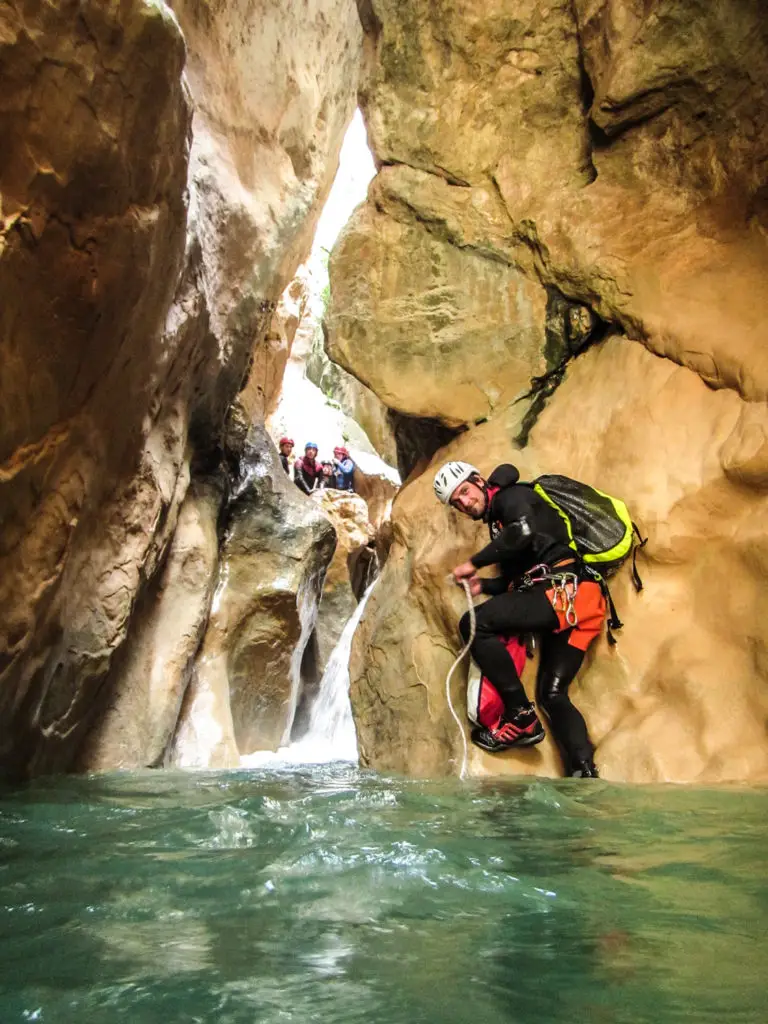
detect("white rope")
[445,577,475,780]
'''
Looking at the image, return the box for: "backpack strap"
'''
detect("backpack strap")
[603,582,624,646]
[584,565,623,645]
[483,484,502,539]
[630,521,648,592]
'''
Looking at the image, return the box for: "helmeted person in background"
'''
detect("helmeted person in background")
[434,460,605,778]
[294,442,321,495]
[278,437,295,476]
[332,446,356,492]
[318,460,336,489]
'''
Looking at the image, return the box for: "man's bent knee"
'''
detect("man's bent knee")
[538,674,573,712]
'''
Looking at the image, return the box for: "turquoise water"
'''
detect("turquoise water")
[1,767,766,1024]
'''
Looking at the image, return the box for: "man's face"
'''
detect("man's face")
[306,447,318,459]
[450,479,487,519]
[280,443,293,455]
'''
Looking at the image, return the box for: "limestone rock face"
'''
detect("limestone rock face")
[167,0,365,440]
[0,0,363,774]
[308,321,398,467]
[240,275,309,425]
[329,184,548,424]
[351,338,768,783]
[77,478,223,770]
[0,0,191,774]
[173,429,336,766]
[311,489,371,674]
[340,1,768,782]
[331,0,768,412]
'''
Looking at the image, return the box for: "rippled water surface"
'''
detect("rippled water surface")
[1,767,766,1023]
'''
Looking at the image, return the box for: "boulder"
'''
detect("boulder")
[172,428,336,764]
[343,0,768,399]
[311,489,372,674]
[328,188,548,425]
[77,478,223,770]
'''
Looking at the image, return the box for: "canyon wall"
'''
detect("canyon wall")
[334,0,768,782]
[5,0,766,782]
[0,0,363,774]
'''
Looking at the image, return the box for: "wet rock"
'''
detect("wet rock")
[311,489,372,674]
[77,477,224,770]
[173,429,336,765]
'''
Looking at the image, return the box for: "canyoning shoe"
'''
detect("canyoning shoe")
[470,705,545,753]
[570,760,600,778]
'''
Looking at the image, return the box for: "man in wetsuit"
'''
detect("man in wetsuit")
[294,442,321,495]
[434,460,605,778]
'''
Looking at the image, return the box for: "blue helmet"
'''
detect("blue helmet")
[304,441,318,450]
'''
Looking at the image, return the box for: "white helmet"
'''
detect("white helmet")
[433,461,479,504]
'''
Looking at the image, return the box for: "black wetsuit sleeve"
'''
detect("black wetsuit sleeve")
[479,576,509,596]
[294,465,311,495]
[470,490,535,569]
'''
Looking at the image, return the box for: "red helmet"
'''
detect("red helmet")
[333,446,349,458]
[279,437,294,447]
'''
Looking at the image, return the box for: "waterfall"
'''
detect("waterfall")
[280,572,322,748]
[241,580,377,767]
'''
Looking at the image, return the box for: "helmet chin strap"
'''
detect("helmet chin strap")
[476,477,490,520]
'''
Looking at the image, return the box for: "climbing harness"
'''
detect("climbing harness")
[549,574,579,627]
[516,564,581,628]
[444,577,475,780]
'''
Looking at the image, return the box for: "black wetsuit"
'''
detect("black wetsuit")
[458,464,595,768]
[294,456,320,495]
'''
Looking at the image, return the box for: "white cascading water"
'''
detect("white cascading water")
[241,580,377,767]
[280,572,323,748]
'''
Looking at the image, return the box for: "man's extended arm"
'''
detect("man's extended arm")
[294,463,311,494]
[470,516,534,568]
